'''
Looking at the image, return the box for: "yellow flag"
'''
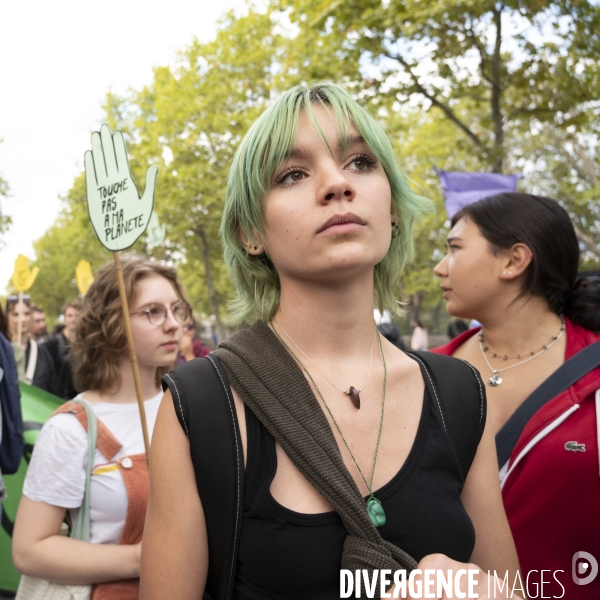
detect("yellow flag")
[76,260,94,295]
[11,254,39,292]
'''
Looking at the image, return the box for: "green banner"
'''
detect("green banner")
[0,384,62,593]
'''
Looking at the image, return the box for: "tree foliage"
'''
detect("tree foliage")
[519,119,600,265]
[277,0,600,171]
[22,1,600,330]
[28,173,112,320]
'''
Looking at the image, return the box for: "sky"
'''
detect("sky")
[0,0,245,294]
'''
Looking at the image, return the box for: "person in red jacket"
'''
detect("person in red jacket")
[432,192,600,599]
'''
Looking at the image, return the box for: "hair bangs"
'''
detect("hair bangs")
[221,82,432,324]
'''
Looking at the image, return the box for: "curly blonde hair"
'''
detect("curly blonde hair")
[72,256,188,393]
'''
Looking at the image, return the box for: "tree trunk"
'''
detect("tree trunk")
[410,292,421,322]
[195,225,225,341]
[491,6,504,173]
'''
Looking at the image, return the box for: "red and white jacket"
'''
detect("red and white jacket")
[432,318,600,599]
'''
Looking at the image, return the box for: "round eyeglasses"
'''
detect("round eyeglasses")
[130,301,191,326]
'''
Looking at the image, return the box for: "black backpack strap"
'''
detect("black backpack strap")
[1,505,14,537]
[496,341,600,467]
[405,352,487,481]
[162,354,244,600]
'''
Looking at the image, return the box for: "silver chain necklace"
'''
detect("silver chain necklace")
[478,317,566,386]
[275,321,377,409]
[270,322,388,527]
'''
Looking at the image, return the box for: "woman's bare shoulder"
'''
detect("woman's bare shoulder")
[382,339,426,399]
[141,389,208,597]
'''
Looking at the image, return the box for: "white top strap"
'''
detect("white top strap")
[25,340,38,384]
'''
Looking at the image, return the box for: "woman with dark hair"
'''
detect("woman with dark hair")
[432,192,600,599]
[12,257,189,598]
[141,83,522,599]
[5,295,56,394]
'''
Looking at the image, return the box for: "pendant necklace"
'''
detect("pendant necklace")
[270,322,388,528]
[478,317,566,387]
[275,322,377,409]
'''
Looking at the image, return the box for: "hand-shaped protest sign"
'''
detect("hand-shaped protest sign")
[12,254,39,292]
[75,260,94,296]
[85,124,157,251]
[83,125,154,458]
[146,211,167,248]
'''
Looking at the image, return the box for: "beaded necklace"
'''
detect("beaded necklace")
[478,317,566,386]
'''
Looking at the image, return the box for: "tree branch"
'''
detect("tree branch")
[490,6,504,173]
[574,224,600,260]
[507,106,558,119]
[465,22,494,86]
[572,136,599,187]
[550,132,598,188]
[383,51,485,149]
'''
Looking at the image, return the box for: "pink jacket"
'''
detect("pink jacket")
[432,319,600,599]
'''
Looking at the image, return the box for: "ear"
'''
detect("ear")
[499,243,532,280]
[238,226,264,255]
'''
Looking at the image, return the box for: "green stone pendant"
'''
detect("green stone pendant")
[366,496,386,528]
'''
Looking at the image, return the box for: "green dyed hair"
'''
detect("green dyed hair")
[220,82,431,324]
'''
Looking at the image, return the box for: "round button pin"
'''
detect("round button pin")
[121,457,133,469]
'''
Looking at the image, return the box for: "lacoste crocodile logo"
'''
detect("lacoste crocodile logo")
[565,441,586,452]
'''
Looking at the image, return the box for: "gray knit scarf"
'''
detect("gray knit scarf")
[214,321,417,593]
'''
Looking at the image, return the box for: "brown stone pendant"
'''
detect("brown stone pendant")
[345,386,361,409]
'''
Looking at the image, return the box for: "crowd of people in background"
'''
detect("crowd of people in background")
[12,258,191,597]
[3,296,56,394]
[0,293,213,401]
[1,293,461,395]
[43,301,81,400]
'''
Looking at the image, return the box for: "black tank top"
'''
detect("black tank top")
[234,382,476,599]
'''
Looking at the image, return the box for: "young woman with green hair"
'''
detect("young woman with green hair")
[141,83,522,599]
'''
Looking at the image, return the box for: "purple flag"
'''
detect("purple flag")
[435,168,522,218]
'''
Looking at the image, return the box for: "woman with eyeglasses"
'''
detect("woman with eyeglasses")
[12,257,190,599]
[5,294,56,394]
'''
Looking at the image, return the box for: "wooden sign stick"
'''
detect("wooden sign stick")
[114,251,151,461]
[16,291,23,345]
